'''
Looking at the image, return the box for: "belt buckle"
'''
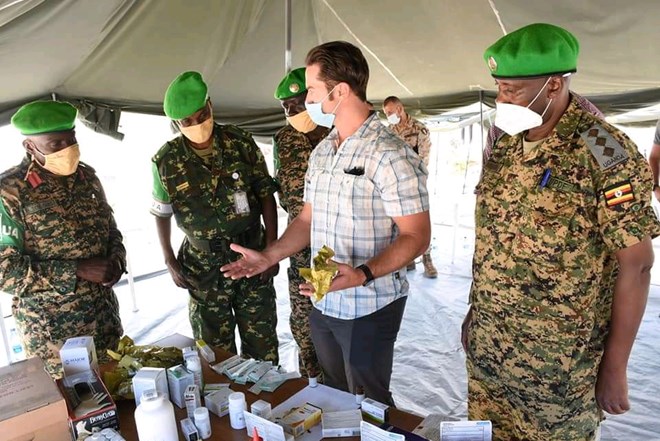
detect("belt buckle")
[209,237,225,253]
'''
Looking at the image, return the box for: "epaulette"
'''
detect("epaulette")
[152,140,175,164]
[0,165,24,185]
[223,124,254,140]
[579,122,628,170]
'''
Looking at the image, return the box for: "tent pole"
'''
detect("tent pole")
[479,89,484,155]
[285,0,292,73]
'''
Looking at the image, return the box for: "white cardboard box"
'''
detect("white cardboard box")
[60,336,98,377]
[322,409,362,438]
[132,367,169,406]
[167,364,194,408]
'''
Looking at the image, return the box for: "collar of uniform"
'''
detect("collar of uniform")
[552,94,584,141]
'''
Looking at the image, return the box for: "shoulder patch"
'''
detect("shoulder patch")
[580,125,628,169]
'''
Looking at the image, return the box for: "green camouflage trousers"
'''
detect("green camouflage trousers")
[12,281,122,378]
[179,239,279,363]
[288,247,322,380]
[467,335,601,441]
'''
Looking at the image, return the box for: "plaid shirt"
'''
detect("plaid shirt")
[303,113,429,319]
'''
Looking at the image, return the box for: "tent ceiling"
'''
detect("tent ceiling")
[0,0,658,136]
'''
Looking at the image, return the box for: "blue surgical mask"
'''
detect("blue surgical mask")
[305,86,342,128]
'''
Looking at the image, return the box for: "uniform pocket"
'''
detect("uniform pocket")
[24,202,66,237]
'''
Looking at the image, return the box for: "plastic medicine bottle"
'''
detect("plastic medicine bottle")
[228,392,247,429]
[186,354,204,391]
[194,406,212,439]
[134,390,178,441]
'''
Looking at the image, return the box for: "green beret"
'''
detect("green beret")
[274,67,307,100]
[164,71,208,119]
[484,23,579,78]
[11,100,77,135]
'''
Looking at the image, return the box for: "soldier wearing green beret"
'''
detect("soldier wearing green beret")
[151,71,279,362]
[461,23,660,440]
[273,67,329,381]
[0,100,125,377]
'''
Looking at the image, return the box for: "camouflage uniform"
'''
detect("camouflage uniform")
[0,158,124,377]
[390,114,432,165]
[151,123,279,362]
[273,125,329,379]
[467,97,660,440]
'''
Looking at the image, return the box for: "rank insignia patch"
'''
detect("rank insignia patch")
[603,180,634,207]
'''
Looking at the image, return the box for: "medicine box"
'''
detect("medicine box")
[132,367,168,406]
[57,369,119,440]
[322,409,362,438]
[279,402,322,437]
[361,398,389,423]
[167,364,194,408]
[60,336,98,377]
[205,387,232,417]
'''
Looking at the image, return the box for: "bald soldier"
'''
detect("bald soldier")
[151,71,279,362]
[0,101,125,377]
[273,68,329,381]
[462,23,660,440]
[382,97,437,278]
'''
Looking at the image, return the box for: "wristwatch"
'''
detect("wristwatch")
[356,264,374,286]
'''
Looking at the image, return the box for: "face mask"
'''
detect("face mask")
[494,77,553,136]
[305,85,342,128]
[37,143,80,176]
[180,116,214,143]
[286,110,318,133]
[387,113,401,125]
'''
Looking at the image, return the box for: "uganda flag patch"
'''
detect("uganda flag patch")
[603,180,634,207]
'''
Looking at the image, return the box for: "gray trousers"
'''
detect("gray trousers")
[309,296,407,406]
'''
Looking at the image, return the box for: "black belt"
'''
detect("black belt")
[187,225,260,253]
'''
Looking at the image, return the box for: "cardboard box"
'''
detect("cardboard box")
[60,336,98,377]
[58,370,119,440]
[0,357,70,441]
[279,402,322,437]
[132,367,168,406]
[361,398,389,423]
[167,364,194,408]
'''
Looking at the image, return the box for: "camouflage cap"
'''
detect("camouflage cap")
[11,100,77,135]
[484,23,579,78]
[164,71,209,119]
[274,67,307,100]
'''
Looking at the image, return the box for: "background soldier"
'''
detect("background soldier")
[462,23,660,440]
[0,100,125,377]
[382,96,437,278]
[151,71,279,362]
[273,67,329,381]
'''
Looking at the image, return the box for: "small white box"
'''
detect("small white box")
[132,367,169,406]
[322,409,362,438]
[180,417,200,441]
[59,336,97,377]
[250,399,272,420]
[184,384,201,420]
[361,398,389,423]
[205,387,232,418]
[167,364,194,408]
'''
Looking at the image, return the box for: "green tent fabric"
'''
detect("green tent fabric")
[0,0,658,138]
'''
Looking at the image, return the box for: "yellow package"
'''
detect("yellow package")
[299,245,338,302]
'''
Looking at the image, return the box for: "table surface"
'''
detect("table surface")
[111,334,423,441]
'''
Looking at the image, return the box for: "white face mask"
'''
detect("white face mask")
[494,77,553,136]
[387,113,401,125]
[305,85,342,128]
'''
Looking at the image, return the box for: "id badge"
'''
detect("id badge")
[233,191,250,215]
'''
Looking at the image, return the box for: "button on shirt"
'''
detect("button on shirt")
[303,113,429,319]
